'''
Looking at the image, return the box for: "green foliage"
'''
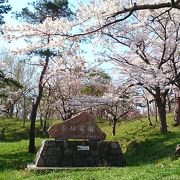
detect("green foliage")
[13,0,73,24]
[81,70,111,96]
[88,70,111,85]
[80,85,105,96]
[0,69,23,97]
[0,0,11,25]
[0,114,179,179]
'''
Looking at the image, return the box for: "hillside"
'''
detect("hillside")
[0,115,180,179]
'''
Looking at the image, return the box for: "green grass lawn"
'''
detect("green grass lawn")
[0,115,180,180]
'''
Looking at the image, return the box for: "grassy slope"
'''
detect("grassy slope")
[0,115,179,180]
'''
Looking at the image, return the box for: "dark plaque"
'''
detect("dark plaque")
[48,112,106,140]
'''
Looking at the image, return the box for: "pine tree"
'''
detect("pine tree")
[0,0,11,25]
[14,0,73,153]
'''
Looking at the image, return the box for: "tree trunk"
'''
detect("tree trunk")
[15,108,19,118]
[112,119,117,136]
[0,128,5,141]
[23,96,26,127]
[167,94,172,113]
[147,100,153,126]
[28,51,50,153]
[155,102,158,122]
[155,87,168,133]
[158,105,167,133]
[23,117,26,128]
[43,120,47,132]
[9,105,14,118]
[40,114,43,127]
[174,97,180,126]
[29,103,39,153]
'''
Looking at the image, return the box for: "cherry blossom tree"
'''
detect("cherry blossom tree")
[0,53,36,118]
[42,49,85,121]
[50,0,180,38]
[133,88,151,125]
[68,82,134,136]
[1,0,180,151]
[65,1,179,132]
[173,88,180,126]
[2,0,76,153]
[103,88,133,136]
[93,10,179,133]
[0,53,24,117]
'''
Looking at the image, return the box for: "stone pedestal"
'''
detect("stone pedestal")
[34,140,126,167]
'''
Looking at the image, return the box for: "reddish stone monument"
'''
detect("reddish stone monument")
[28,112,126,169]
[48,112,106,140]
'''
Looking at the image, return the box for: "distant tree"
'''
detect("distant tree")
[0,69,21,90]
[0,1,14,98]
[81,70,111,97]
[0,69,23,117]
[104,91,132,136]
[3,55,36,118]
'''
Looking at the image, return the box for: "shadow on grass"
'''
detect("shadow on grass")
[0,127,47,142]
[0,151,34,171]
[0,127,179,172]
[124,131,179,166]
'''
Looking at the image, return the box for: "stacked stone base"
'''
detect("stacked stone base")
[34,140,126,167]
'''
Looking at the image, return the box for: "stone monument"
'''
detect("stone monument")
[31,112,126,168]
[48,112,106,140]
